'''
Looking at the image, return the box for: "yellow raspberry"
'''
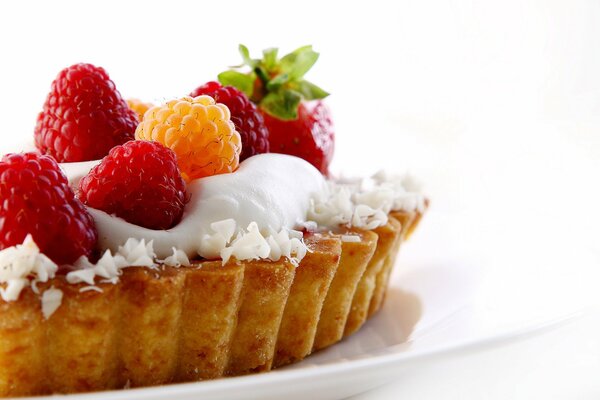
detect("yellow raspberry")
[135,96,241,181]
[126,98,154,122]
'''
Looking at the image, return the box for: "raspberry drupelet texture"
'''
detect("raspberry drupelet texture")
[126,98,154,122]
[135,96,242,181]
[35,63,138,162]
[78,140,188,230]
[190,82,269,161]
[0,153,97,264]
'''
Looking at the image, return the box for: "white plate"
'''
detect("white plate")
[15,209,584,400]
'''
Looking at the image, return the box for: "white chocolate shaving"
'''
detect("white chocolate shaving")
[67,238,157,286]
[41,287,63,319]
[308,171,425,230]
[341,235,362,243]
[199,221,308,267]
[159,248,191,267]
[0,235,58,302]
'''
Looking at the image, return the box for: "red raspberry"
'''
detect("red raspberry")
[79,140,187,230]
[35,63,138,162]
[190,81,269,161]
[0,153,97,264]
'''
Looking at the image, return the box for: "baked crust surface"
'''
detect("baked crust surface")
[0,209,425,396]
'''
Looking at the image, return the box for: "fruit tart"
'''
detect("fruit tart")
[0,46,427,396]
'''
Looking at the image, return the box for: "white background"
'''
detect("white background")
[0,1,599,398]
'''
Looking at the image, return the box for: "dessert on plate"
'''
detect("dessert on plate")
[0,45,427,396]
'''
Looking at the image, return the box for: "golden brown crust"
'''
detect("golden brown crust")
[344,218,403,337]
[0,208,426,396]
[176,262,244,381]
[225,260,296,375]
[404,207,425,240]
[0,288,46,396]
[119,267,185,387]
[45,280,121,393]
[274,235,342,367]
[312,230,378,351]
[368,205,427,317]
[368,211,416,317]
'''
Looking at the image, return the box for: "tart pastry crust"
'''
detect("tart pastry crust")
[0,209,425,396]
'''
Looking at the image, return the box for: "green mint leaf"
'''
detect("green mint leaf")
[289,79,329,100]
[262,47,279,70]
[238,44,256,68]
[279,45,319,80]
[217,70,254,97]
[260,89,302,120]
[266,73,290,91]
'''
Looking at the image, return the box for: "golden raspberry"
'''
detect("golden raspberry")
[126,98,154,122]
[135,96,241,181]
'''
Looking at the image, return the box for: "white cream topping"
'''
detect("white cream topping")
[63,154,328,260]
[57,154,425,268]
[59,160,102,189]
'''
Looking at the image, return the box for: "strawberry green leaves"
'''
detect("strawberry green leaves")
[217,70,254,97]
[262,47,279,70]
[261,90,302,121]
[238,44,256,68]
[290,80,329,100]
[218,45,329,120]
[279,45,319,81]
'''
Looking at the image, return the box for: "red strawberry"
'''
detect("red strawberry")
[190,81,269,161]
[78,140,187,230]
[218,45,334,174]
[260,100,333,174]
[0,153,97,264]
[35,63,138,162]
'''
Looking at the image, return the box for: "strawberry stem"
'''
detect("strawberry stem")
[219,45,329,120]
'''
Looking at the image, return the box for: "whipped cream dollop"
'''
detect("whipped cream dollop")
[62,154,327,259]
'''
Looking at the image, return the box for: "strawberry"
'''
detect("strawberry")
[218,45,334,174]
